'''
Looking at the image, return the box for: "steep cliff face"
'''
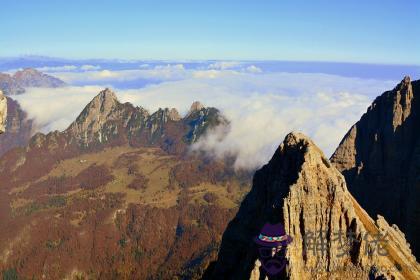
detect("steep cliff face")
[208,132,419,280]
[0,96,33,155]
[66,88,135,146]
[331,77,420,258]
[0,90,6,134]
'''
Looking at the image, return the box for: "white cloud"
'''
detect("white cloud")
[117,72,395,169]
[14,86,103,132]
[154,64,185,70]
[245,65,262,73]
[34,64,100,73]
[36,65,78,72]
[53,64,189,84]
[16,69,396,170]
[80,64,101,71]
[208,61,242,70]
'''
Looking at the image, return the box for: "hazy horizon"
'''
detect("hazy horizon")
[1,0,419,168]
[5,57,401,169]
[2,1,419,64]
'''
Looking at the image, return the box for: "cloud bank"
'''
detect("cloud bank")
[14,86,102,132]
[16,65,396,170]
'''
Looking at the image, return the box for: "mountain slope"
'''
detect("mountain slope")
[331,76,420,258]
[0,68,65,95]
[206,132,419,279]
[0,89,250,279]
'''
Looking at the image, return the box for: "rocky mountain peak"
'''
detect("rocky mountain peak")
[394,75,413,98]
[0,68,65,95]
[13,68,39,76]
[12,68,65,88]
[0,89,7,133]
[93,88,118,108]
[66,88,127,145]
[281,131,326,160]
[188,101,205,114]
[78,88,119,121]
[168,108,181,121]
[209,132,419,279]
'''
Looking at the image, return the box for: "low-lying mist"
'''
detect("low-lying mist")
[14,65,396,169]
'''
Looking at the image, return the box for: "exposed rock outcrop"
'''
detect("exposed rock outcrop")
[0,97,33,155]
[0,73,24,95]
[66,88,127,145]
[188,101,205,116]
[0,90,7,134]
[208,132,419,279]
[168,108,182,121]
[184,102,227,143]
[331,77,420,258]
[0,68,65,95]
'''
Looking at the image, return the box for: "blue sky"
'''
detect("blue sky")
[1,0,419,64]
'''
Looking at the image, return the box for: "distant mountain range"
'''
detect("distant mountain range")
[0,68,65,95]
[0,56,419,80]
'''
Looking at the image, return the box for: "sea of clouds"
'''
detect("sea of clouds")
[13,62,397,170]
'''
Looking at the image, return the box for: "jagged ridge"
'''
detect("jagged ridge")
[207,132,419,280]
[61,88,227,152]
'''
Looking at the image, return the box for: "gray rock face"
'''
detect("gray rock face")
[0,73,24,95]
[207,132,419,279]
[331,77,420,258]
[184,102,228,143]
[0,90,7,133]
[168,108,182,121]
[0,68,65,95]
[0,96,33,156]
[67,88,122,144]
